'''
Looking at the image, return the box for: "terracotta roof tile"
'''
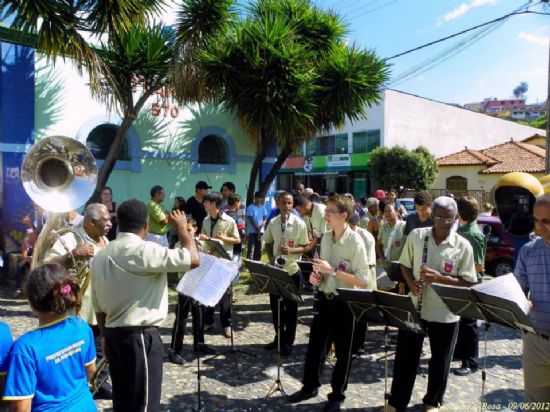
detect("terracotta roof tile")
[437,140,546,174]
[437,148,498,166]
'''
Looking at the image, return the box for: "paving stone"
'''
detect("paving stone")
[0,289,526,412]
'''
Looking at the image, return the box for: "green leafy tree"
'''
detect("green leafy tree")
[2,0,232,198]
[369,146,438,191]
[186,0,389,203]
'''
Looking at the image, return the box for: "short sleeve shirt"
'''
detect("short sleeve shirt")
[91,233,191,327]
[318,226,375,295]
[354,227,377,289]
[201,213,240,258]
[457,221,486,271]
[262,213,309,275]
[3,317,96,412]
[399,227,477,323]
[148,201,168,235]
[44,225,108,325]
[245,204,267,235]
[303,203,327,238]
[378,220,406,261]
[0,322,12,375]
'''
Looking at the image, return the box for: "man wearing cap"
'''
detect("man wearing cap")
[185,181,211,232]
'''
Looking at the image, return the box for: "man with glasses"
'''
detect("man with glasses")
[515,195,550,401]
[387,197,477,412]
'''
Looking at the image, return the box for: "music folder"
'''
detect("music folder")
[203,239,232,261]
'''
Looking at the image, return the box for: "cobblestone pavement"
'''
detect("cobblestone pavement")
[0,287,525,412]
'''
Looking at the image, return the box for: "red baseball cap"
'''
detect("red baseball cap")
[373,189,386,200]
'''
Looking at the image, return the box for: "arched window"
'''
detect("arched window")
[198,135,228,164]
[86,124,130,161]
[446,176,467,193]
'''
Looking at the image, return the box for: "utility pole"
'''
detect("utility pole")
[544,0,550,173]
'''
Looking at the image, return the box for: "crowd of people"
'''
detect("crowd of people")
[0,178,547,412]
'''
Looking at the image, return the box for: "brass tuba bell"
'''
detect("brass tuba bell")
[21,136,97,213]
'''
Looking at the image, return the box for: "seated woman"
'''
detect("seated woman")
[3,264,97,412]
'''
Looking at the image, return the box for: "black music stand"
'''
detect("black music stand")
[337,288,423,411]
[202,241,255,372]
[431,283,545,403]
[244,259,303,398]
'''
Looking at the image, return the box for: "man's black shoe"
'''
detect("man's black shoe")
[194,344,216,355]
[287,387,318,403]
[323,399,342,412]
[264,339,278,351]
[453,361,476,376]
[168,351,185,365]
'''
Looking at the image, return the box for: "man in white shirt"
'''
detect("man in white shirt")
[387,197,477,412]
[92,199,199,412]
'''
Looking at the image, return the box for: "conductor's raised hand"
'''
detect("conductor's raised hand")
[168,210,188,227]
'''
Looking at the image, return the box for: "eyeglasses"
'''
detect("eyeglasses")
[433,216,455,224]
[325,208,340,215]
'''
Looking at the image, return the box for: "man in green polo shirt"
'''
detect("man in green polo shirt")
[147,185,169,247]
[454,196,486,376]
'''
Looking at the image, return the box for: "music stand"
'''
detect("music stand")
[431,283,547,404]
[202,241,255,372]
[244,259,303,397]
[337,288,424,411]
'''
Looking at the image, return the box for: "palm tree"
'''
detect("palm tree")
[1,0,232,198]
[186,0,390,203]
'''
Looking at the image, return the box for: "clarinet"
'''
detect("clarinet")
[418,235,430,313]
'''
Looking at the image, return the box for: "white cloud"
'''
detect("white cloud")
[440,0,497,24]
[519,32,549,47]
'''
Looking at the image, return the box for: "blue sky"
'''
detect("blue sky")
[163,0,549,105]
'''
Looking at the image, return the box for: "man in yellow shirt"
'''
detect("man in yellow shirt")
[263,192,310,356]
[199,192,241,338]
[288,195,374,412]
[387,196,477,412]
[147,185,169,247]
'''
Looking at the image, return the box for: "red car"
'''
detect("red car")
[477,215,514,277]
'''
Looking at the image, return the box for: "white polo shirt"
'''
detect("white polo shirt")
[263,213,309,275]
[44,224,108,326]
[318,225,375,295]
[399,227,477,323]
[91,232,191,328]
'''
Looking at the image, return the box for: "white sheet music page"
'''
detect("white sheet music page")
[472,273,530,315]
[176,252,239,306]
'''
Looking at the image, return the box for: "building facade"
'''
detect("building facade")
[279,90,544,198]
[0,40,257,251]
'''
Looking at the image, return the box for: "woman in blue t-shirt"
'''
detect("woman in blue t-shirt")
[3,264,97,412]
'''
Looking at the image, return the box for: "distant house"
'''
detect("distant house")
[433,137,546,201]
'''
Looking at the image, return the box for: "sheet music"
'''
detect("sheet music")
[176,253,239,307]
[472,273,530,315]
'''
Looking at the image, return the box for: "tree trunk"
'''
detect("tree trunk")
[90,115,134,202]
[246,128,269,204]
[257,144,293,198]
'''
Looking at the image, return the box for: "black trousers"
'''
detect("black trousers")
[104,326,163,412]
[454,317,479,367]
[170,294,205,353]
[204,288,232,328]
[302,294,356,402]
[247,233,262,261]
[389,321,459,411]
[269,272,302,347]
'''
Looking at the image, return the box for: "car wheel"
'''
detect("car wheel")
[493,260,513,277]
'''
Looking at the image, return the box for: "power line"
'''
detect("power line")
[385,3,542,61]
